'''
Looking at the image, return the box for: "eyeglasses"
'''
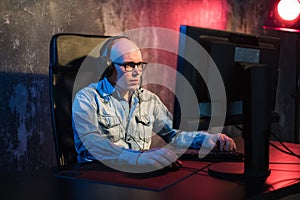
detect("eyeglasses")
[113,62,147,72]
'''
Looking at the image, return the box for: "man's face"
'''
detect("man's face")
[109,39,144,92]
[114,50,144,92]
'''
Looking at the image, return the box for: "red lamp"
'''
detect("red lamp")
[264,0,300,32]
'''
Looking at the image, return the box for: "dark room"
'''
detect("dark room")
[1,0,300,199]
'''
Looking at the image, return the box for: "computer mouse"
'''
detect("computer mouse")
[164,160,183,171]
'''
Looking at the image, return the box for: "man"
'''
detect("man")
[72,36,236,173]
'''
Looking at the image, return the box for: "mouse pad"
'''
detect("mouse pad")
[54,161,209,191]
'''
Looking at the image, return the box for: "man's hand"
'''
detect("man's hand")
[217,134,237,151]
[136,147,178,170]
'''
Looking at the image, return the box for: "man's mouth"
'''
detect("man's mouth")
[129,80,139,84]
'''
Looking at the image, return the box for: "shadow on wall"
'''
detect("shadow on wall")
[0,72,56,172]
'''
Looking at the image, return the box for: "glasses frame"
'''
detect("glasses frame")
[113,61,148,72]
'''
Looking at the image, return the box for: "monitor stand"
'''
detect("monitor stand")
[208,162,271,181]
[208,63,272,181]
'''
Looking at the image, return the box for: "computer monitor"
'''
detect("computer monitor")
[174,25,281,180]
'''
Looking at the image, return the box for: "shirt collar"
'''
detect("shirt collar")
[96,77,115,102]
[96,77,142,104]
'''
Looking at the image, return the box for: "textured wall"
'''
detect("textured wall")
[2,0,295,173]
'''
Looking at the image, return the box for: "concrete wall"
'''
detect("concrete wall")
[2,0,297,172]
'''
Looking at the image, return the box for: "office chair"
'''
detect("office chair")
[49,33,109,166]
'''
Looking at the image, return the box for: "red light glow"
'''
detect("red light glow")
[277,0,300,21]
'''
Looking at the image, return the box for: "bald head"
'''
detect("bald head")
[109,38,143,63]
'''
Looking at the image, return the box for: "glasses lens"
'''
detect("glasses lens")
[127,62,136,71]
[124,62,147,72]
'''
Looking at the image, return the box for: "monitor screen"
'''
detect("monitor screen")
[173,25,281,130]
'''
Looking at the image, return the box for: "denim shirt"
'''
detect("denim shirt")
[72,77,218,165]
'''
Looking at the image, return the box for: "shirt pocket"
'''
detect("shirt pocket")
[98,115,121,142]
[135,115,153,143]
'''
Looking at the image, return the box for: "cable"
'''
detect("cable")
[269,142,296,156]
[234,124,243,132]
[233,123,300,159]
[270,132,300,159]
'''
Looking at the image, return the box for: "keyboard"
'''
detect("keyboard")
[179,149,244,162]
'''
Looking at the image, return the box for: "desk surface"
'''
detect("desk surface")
[2,141,300,200]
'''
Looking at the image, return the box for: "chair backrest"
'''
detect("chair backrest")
[49,33,109,166]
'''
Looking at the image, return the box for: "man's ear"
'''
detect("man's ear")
[107,64,117,86]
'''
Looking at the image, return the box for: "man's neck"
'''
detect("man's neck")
[115,87,134,102]
[119,90,130,101]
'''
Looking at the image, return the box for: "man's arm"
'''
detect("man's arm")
[72,89,178,172]
[150,94,236,153]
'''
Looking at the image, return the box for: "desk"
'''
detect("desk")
[1,141,300,200]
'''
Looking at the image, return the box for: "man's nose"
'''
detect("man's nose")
[132,65,141,74]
